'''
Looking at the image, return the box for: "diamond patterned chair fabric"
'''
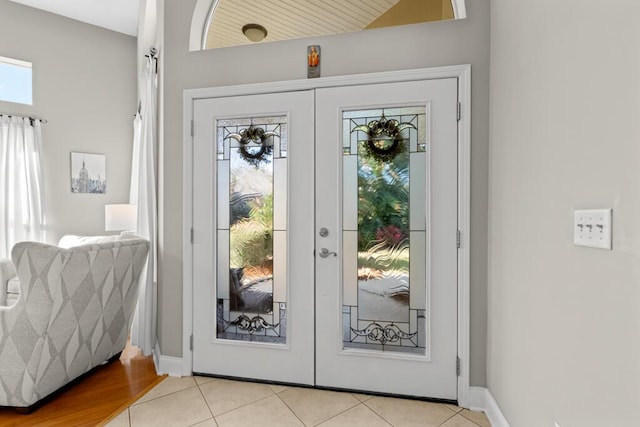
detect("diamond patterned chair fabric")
[0,237,149,409]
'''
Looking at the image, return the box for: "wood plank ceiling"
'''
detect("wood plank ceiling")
[205,0,400,49]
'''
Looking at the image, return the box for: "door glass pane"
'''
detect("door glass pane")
[216,116,288,344]
[342,107,427,354]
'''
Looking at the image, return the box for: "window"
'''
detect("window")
[0,56,32,105]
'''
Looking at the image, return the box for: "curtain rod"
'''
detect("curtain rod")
[0,113,47,124]
[145,47,158,59]
[145,47,158,73]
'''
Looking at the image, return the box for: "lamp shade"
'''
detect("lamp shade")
[105,204,137,232]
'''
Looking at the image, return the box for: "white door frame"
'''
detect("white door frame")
[182,64,472,406]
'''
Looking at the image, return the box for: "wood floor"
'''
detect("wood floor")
[0,343,165,427]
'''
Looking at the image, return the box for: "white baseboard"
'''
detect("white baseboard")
[467,386,487,411]
[153,342,187,377]
[467,386,510,427]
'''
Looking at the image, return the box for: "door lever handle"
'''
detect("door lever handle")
[318,248,337,258]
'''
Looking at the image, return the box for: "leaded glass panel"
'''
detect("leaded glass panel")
[216,116,287,344]
[342,106,427,354]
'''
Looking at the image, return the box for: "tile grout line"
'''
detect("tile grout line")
[353,393,374,403]
[132,384,198,405]
[313,402,392,427]
[208,389,278,418]
[362,399,397,426]
[310,399,364,426]
[360,402,393,427]
[363,398,464,427]
[194,377,217,387]
[127,380,213,427]
[195,381,217,425]
[458,411,484,427]
[438,408,484,427]
[437,411,458,426]
[362,398,436,427]
[131,378,199,407]
[273,391,309,426]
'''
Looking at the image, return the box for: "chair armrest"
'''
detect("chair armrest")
[0,258,17,306]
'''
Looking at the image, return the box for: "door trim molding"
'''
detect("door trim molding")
[182,64,472,405]
[456,65,472,408]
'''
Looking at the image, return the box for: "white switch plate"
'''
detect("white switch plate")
[574,209,612,249]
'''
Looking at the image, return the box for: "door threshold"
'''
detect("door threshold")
[192,372,458,406]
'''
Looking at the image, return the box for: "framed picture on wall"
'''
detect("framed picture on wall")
[307,45,320,78]
[70,152,106,194]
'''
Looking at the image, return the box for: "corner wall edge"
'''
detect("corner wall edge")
[468,386,511,427]
[154,342,187,377]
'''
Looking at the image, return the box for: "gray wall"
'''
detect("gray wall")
[0,0,137,244]
[162,0,490,385]
[489,1,640,425]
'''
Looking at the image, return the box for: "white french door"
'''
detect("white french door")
[315,79,459,399]
[191,77,459,399]
[192,90,315,384]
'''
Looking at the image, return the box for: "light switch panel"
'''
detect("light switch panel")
[574,209,612,249]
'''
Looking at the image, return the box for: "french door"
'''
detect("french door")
[315,79,458,399]
[192,78,459,399]
[192,91,315,384]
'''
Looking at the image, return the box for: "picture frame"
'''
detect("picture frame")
[307,45,320,78]
[70,152,106,194]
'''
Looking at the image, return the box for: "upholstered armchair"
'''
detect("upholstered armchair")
[0,258,16,307]
[0,237,149,411]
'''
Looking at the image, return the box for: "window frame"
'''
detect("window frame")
[0,55,33,105]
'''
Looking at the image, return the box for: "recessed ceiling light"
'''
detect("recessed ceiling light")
[242,23,268,42]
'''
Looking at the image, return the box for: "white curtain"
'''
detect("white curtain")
[130,55,158,355]
[0,116,46,259]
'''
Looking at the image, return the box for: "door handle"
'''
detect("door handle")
[318,248,337,258]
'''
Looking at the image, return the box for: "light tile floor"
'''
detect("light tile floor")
[106,376,491,427]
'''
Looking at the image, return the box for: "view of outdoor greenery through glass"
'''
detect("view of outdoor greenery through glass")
[228,144,274,315]
[216,118,287,343]
[342,107,426,353]
[357,141,411,322]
